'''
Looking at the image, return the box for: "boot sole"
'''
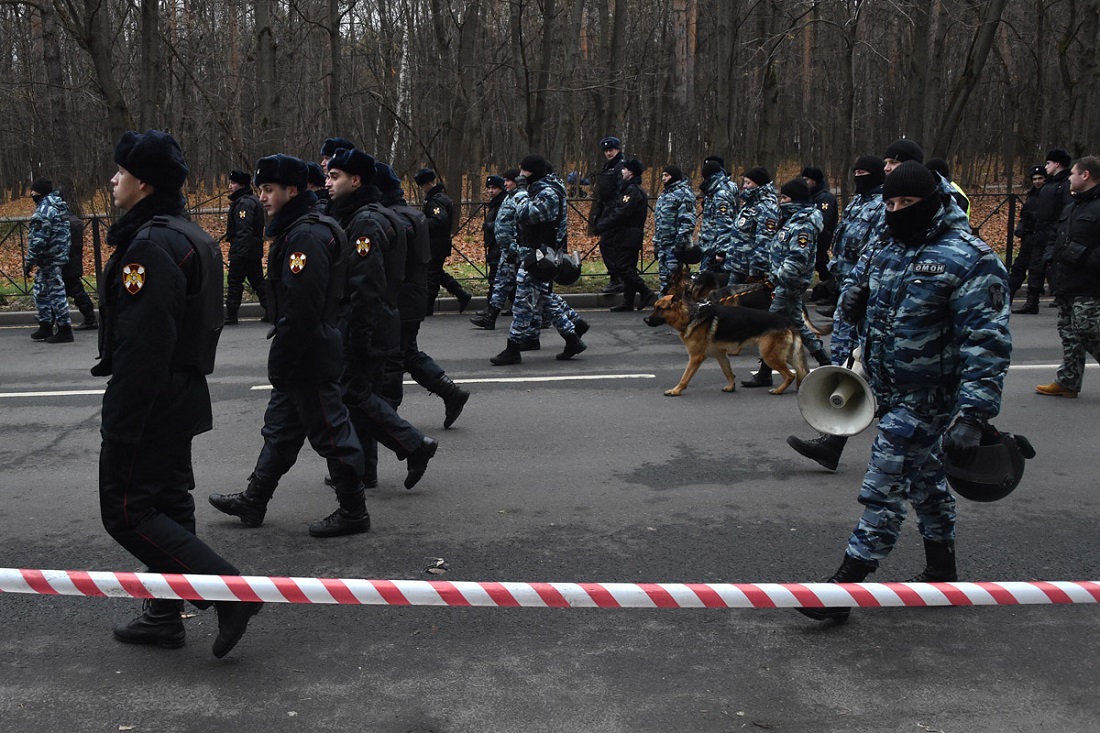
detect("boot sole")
[113,630,187,649]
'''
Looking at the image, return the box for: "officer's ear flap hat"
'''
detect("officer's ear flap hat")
[228,169,251,186]
[743,167,771,186]
[701,161,723,180]
[883,138,925,164]
[520,154,551,181]
[780,178,811,202]
[327,148,376,184]
[1028,164,1048,179]
[31,177,53,195]
[622,158,644,177]
[413,168,437,186]
[600,136,622,151]
[320,137,356,158]
[485,174,506,189]
[254,154,308,191]
[114,130,189,191]
[306,161,327,188]
[374,162,403,193]
[1046,148,1072,168]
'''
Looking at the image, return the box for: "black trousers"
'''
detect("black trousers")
[255,383,364,489]
[100,435,237,607]
[226,258,268,316]
[381,318,449,409]
[63,274,96,318]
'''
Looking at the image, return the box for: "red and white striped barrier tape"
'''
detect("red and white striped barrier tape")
[2,569,1099,609]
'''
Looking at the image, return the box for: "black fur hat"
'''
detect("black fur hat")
[306,161,326,187]
[413,167,437,186]
[320,137,356,158]
[228,169,251,186]
[622,158,644,177]
[114,130,189,191]
[254,154,308,190]
[600,136,622,151]
[1046,148,1072,168]
[327,148,376,183]
[485,174,506,189]
[374,162,402,192]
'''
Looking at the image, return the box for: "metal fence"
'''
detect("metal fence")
[0,192,1026,297]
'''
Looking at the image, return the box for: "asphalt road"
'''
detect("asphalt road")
[1,302,1097,733]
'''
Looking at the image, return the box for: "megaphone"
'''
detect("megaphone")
[797,356,877,436]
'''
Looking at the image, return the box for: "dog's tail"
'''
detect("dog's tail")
[791,332,810,384]
[802,303,834,336]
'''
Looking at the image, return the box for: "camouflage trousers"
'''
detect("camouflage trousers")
[33,264,71,325]
[489,251,518,311]
[655,243,681,292]
[508,264,544,341]
[770,285,823,355]
[540,290,578,337]
[846,406,956,565]
[1055,295,1100,392]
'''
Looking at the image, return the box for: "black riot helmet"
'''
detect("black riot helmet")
[554,250,582,286]
[944,424,1036,502]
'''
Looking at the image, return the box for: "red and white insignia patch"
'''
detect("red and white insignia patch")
[122,264,146,295]
[289,252,307,274]
[356,237,371,256]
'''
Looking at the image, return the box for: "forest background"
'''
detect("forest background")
[0,0,1097,215]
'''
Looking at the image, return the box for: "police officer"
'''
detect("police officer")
[483,174,508,288]
[490,154,587,363]
[734,167,781,282]
[787,155,887,470]
[742,178,828,388]
[472,169,521,330]
[1036,156,1100,398]
[98,130,260,657]
[376,162,471,426]
[320,136,356,167]
[591,136,626,294]
[801,166,838,282]
[799,161,1011,623]
[653,165,697,291]
[697,159,738,276]
[325,147,438,488]
[1014,148,1074,314]
[597,158,655,312]
[58,196,98,331]
[223,169,267,325]
[415,167,472,314]
[306,161,330,214]
[26,177,73,342]
[1008,165,1049,304]
[208,154,369,538]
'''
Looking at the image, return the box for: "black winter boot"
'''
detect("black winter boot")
[907,539,958,582]
[45,324,74,343]
[810,347,831,367]
[211,600,263,658]
[556,333,587,360]
[573,317,590,338]
[30,321,53,341]
[518,337,541,352]
[637,289,658,310]
[404,436,439,489]
[309,479,371,538]
[610,291,636,312]
[470,305,500,330]
[208,473,277,527]
[436,376,470,429]
[75,310,98,331]
[490,339,523,365]
[786,433,848,471]
[455,289,473,313]
[1011,295,1039,315]
[797,554,877,623]
[113,599,186,648]
[741,361,773,388]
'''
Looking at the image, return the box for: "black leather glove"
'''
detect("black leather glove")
[23,262,33,278]
[840,283,870,322]
[944,417,985,463]
[505,249,518,265]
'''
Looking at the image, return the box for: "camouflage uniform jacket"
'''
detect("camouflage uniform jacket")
[653,178,696,252]
[851,206,1011,417]
[769,202,823,291]
[829,187,886,280]
[514,173,568,251]
[698,172,738,258]
[495,189,520,258]
[27,191,71,268]
[738,183,780,279]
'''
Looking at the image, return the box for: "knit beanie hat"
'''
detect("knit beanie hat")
[31,177,53,195]
[701,161,723,180]
[520,154,551,180]
[926,157,951,180]
[114,130,189,191]
[254,154,308,190]
[882,160,938,200]
[743,167,771,186]
[780,178,811,202]
[703,155,726,171]
[883,138,925,164]
[800,166,825,184]
[327,147,376,183]
[853,155,885,178]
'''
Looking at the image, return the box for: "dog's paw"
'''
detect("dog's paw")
[663,389,682,397]
[722,385,736,393]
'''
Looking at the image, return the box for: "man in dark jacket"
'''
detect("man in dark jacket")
[1015,148,1074,313]
[597,158,655,312]
[1036,156,1100,397]
[60,202,98,330]
[802,166,839,282]
[483,174,508,288]
[1008,165,1049,303]
[208,154,369,538]
[591,136,626,294]
[415,167,471,314]
[98,130,260,657]
[223,169,267,324]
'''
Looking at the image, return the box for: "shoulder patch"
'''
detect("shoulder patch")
[719,205,729,215]
[238,209,247,219]
[122,264,146,295]
[736,216,747,228]
[356,236,372,256]
[913,261,947,275]
[622,194,631,203]
[797,233,810,247]
[989,283,1005,311]
[820,202,830,211]
[432,206,442,216]
[764,218,779,232]
[289,252,307,274]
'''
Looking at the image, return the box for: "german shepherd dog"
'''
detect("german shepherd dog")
[644,269,809,396]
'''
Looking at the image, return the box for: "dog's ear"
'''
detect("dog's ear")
[669,265,686,293]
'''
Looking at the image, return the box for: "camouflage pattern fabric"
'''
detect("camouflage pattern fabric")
[697,172,738,273]
[1054,295,1100,391]
[653,178,697,290]
[736,183,780,282]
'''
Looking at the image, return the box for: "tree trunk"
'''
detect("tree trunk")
[39,3,79,209]
[670,0,696,164]
[255,0,280,153]
[904,0,932,142]
[139,0,161,130]
[328,0,342,133]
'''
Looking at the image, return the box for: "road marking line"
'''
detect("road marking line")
[249,374,657,390]
[0,389,105,398]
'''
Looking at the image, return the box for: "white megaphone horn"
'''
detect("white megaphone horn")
[797,349,877,436]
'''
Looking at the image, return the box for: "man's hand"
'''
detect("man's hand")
[514,174,528,190]
[840,283,870,322]
[944,417,985,463]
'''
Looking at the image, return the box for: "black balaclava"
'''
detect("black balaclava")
[882,160,941,245]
